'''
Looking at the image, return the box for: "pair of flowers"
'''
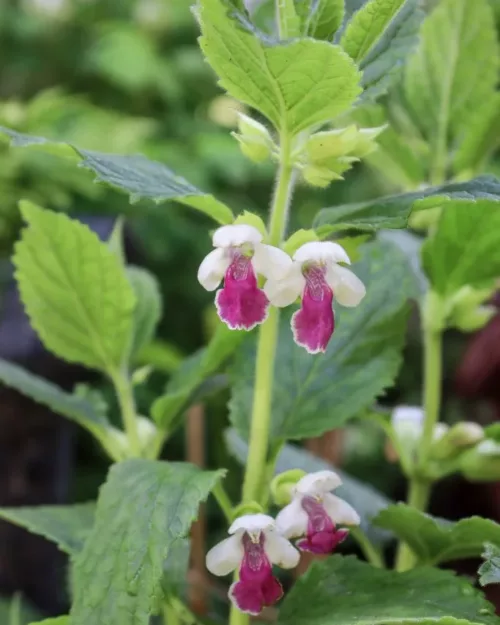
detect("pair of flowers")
[206,470,360,615]
[197,224,366,354]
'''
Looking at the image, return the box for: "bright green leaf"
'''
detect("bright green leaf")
[341,0,406,62]
[421,200,500,296]
[297,0,345,40]
[14,202,136,373]
[28,619,69,625]
[373,504,500,565]
[126,266,162,357]
[152,321,246,431]
[198,0,361,135]
[404,0,499,160]
[71,459,224,625]
[278,555,498,625]
[313,176,500,235]
[0,127,234,225]
[229,241,415,442]
[479,543,500,587]
[0,503,95,556]
[225,428,391,545]
[0,358,108,436]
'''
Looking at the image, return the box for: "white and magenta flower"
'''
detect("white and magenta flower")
[264,241,366,353]
[275,471,360,555]
[205,513,299,615]
[197,224,292,331]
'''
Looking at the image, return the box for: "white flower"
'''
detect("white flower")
[264,241,366,353]
[275,470,359,554]
[197,224,292,330]
[206,513,299,615]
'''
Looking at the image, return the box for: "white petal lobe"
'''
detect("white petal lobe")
[206,534,243,576]
[252,244,293,280]
[264,267,305,307]
[197,248,229,291]
[295,470,342,496]
[322,493,360,526]
[229,513,275,534]
[294,241,351,265]
[327,265,366,307]
[264,530,300,569]
[274,498,308,538]
[213,224,262,247]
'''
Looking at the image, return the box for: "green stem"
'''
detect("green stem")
[395,306,443,571]
[276,0,299,39]
[112,369,141,457]
[213,481,234,523]
[162,600,180,625]
[350,527,385,569]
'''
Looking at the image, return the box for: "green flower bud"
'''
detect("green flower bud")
[451,305,496,332]
[230,501,264,522]
[460,440,500,481]
[270,469,307,506]
[445,285,497,332]
[430,421,484,460]
[231,112,274,163]
[105,417,158,459]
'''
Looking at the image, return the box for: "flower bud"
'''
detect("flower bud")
[230,501,264,522]
[430,421,484,460]
[232,112,273,163]
[105,416,158,459]
[460,440,500,481]
[445,285,497,332]
[270,469,307,506]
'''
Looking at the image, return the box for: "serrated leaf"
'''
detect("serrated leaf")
[229,241,415,443]
[152,322,246,431]
[126,266,162,357]
[161,539,190,597]
[198,0,361,135]
[313,176,500,235]
[341,0,406,62]
[14,203,136,373]
[479,543,500,587]
[225,428,391,544]
[278,555,498,625]
[421,200,500,296]
[0,358,108,437]
[71,459,224,625]
[0,127,234,225]
[404,0,499,161]
[373,504,500,565]
[0,503,95,556]
[297,0,345,40]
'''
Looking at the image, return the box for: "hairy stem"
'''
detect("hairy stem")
[112,369,141,457]
[395,308,443,571]
[350,527,385,569]
[213,481,234,523]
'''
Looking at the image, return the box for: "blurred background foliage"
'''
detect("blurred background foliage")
[1,0,500,617]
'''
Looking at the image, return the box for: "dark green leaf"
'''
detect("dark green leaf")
[278,555,498,625]
[161,539,190,597]
[479,543,500,587]
[373,504,500,564]
[421,200,500,296]
[126,266,162,357]
[313,175,500,235]
[71,459,224,625]
[0,127,234,225]
[0,503,95,555]
[225,428,391,544]
[230,242,415,442]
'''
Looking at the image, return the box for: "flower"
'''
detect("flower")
[197,224,292,331]
[205,513,299,615]
[264,241,365,353]
[275,470,360,554]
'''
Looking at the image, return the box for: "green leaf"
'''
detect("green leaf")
[421,200,500,296]
[0,357,108,436]
[14,202,136,373]
[313,176,500,235]
[161,539,190,597]
[198,0,361,135]
[71,459,224,625]
[126,266,162,357]
[0,127,234,225]
[278,555,498,625]
[404,0,499,154]
[152,322,246,431]
[0,503,95,555]
[479,543,500,587]
[341,0,406,63]
[373,504,500,565]
[225,429,391,545]
[297,0,345,40]
[28,619,69,625]
[229,241,415,442]
[0,597,39,625]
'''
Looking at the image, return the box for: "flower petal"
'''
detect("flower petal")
[294,241,351,265]
[264,266,305,307]
[206,534,244,576]
[392,405,425,426]
[274,498,308,538]
[197,248,229,291]
[229,580,265,615]
[229,513,275,535]
[213,224,262,247]
[252,244,293,280]
[326,265,366,307]
[295,470,342,496]
[263,530,300,569]
[322,493,360,526]
[291,284,334,353]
